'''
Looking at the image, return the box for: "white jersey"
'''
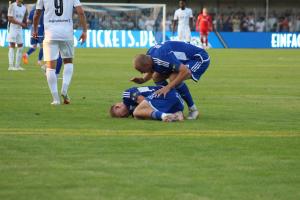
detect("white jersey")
[174,8,193,28]
[7,2,27,31]
[36,0,81,41]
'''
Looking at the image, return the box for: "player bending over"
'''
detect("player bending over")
[131,41,210,120]
[110,86,184,122]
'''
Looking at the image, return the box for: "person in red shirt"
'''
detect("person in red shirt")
[196,8,212,48]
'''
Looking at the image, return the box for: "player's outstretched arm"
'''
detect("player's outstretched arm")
[75,6,88,44]
[130,72,153,84]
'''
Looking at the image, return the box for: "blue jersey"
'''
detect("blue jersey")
[123,86,160,114]
[147,41,210,80]
[122,86,184,114]
[29,6,44,37]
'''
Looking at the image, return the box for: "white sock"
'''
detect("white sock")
[189,105,197,111]
[15,47,23,67]
[46,68,60,102]
[161,113,167,119]
[61,63,74,96]
[8,48,15,66]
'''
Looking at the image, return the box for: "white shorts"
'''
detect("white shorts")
[177,26,191,42]
[7,29,23,44]
[43,40,74,61]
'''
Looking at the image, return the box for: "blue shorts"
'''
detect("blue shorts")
[146,89,184,113]
[184,52,210,82]
[30,37,44,45]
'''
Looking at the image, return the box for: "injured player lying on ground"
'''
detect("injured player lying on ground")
[109,86,184,122]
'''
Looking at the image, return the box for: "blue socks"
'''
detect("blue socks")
[151,111,163,120]
[176,82,195,108]
[27,47,36,56]
[38,48,43,61]
[55,55,63,75]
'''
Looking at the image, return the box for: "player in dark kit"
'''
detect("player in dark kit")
[131,41,210,120]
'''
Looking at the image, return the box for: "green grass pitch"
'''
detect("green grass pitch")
[0,47,299,200]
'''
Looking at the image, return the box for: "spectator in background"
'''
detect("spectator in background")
[232,15,241,32]
[223,16,233,32]
[196,7,212,48]
[0,12,8,28]
[279,16,290,32]
[138,15,146,30]
[213,14,223,31]
[240,15,249,32]
[255,17,265,32]
[173,0,193,42]
[296,15,300,32]
[145,16,155,31]
[267,13,278,32]
[248,14,255,31]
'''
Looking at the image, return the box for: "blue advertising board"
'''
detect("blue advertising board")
[1,29,299,48]
[220,32,300,48]
[0,29,223,48]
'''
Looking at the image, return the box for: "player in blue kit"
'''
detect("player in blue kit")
[23,6,62,75]
[110,86,184,122]
[131,41,210,120]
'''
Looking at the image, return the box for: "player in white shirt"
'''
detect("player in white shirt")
[173,0,193,42]
[33,0,87,105]
[7,0,27,71]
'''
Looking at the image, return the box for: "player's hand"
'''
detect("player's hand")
[32,31,38,40]
[154,86,171,98]
[79,31,87,45]
[130,77,145,84]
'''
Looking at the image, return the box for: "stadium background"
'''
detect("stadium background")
[1,0,300,48]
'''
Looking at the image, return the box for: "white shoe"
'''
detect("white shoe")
[8,66,17,71]
[187,109,199,120]
[162,112,184,122]
[37,60,43,66]
[51,101,61,105]
[41,65,46,75]
[15,66,25,71]
[174,111,184,121]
